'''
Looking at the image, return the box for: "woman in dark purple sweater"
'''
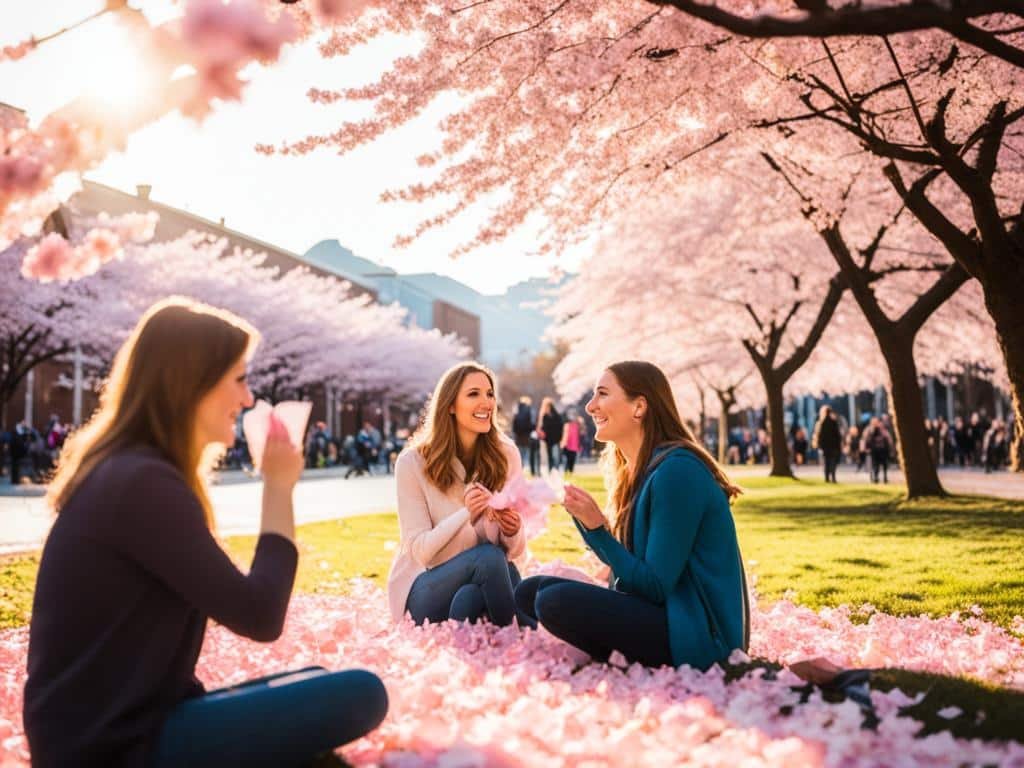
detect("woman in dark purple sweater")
[24,298,387,768]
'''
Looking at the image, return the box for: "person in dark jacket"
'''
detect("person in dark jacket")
[511,396,534,470]
[812,406,842,483]
[537,397,564,472]
[861,416,894,483]
[24,298,387,768]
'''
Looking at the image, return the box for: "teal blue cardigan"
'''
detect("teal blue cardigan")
[575,447,749,670]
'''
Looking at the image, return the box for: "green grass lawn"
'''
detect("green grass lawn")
[3,477,1023,743]
[219,476,1024,629]
[5,477,1022,629]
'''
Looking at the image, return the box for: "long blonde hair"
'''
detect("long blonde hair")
[47,297,259,527]
[602,361,741,551]
[410,362,509,493]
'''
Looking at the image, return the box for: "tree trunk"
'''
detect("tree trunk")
[979,271,1024,471]
[881,332,946,497]
[717,392,733,465]
[759,367,793,478]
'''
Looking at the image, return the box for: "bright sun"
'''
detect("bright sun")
[73,11,169,124]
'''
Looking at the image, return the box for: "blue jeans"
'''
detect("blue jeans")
[406,543,533,627]
[151,666,387,767]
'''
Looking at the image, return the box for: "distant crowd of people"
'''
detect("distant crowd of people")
[510,396,595,475]
[1,416,70,485]
[718,406,1016,484]
[223,419,410,478]
[2,402,1015,487]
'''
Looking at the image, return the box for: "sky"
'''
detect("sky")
[1,1,584,294]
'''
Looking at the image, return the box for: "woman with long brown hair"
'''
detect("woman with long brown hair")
[388,362,530,626]
[24,298,387,768]
[515,361,749,669]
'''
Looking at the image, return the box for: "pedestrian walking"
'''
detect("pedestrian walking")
[812,406,842,483]
[511,397,534,471]
[537,397,564,473]
[792,427,809,466]
[861,417,893,483]
[561,410,581,473]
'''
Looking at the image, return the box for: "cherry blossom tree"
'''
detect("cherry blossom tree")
[1,0,303,257]
[647,0,1024,69]
[551,236,763,465]
[276,1,1018,488]
[752,33,1023,471]
[84,231,468,402]
[552,171,857,477]
[0,236,133,427]
[552,162,1005,482]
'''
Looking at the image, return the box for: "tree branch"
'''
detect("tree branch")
[896,261,971,334]
[646,0,1024,68]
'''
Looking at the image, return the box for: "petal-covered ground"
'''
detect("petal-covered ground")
[1,565,1023,767]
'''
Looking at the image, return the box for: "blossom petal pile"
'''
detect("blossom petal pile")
[2,576,1023,767]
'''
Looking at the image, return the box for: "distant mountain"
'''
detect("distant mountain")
[303,240,397,282]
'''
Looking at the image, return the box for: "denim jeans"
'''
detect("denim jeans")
[518,444,529,470]
[515,576,672,667]
[151,666,387,768]
[406,543,532,627]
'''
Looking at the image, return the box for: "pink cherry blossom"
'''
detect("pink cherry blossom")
[314,0,373,24]
[19,234,74,283]
[0,40,35,62]
[0,157,44,197]
[489,474,561,539]
[2,568,1022,767]
[182,0,297,66]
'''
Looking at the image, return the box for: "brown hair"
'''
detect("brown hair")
[602,360,741,551]
[46,297,259,527]
[410,362,509,493]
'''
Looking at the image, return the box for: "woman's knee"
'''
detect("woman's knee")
[470,543,508,574]
[534,582,578,630]
[318,669,389,738]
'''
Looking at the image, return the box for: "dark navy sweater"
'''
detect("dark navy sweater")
[24,448,298,767]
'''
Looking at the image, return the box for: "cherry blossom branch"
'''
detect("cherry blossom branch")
[881,36,931,142]
[897,260,971,333]
[457,0,571,66]
[882,163,981,270]
[775,273,846,382]
[646,0,1024,69]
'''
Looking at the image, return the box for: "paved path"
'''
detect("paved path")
[727,463,1024,499]
[1,462,1019,555]
[0,470,397,555]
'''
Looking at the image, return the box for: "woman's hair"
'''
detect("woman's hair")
[601,360,742,551]
[47,297,259,527]
[410,362,509,493]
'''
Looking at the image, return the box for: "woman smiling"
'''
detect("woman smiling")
[388,362,530,627]
[516,360,749,669]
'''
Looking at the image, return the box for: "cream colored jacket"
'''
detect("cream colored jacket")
[387,436,527,621]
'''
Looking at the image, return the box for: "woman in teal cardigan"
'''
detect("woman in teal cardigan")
[515,361,749,669]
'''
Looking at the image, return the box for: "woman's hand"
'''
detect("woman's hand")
[464,483,492,524]
[495,508,522,537]
[261,414,303,491]
[563,484,606,530]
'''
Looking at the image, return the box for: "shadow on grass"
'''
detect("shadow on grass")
[873,668,1024,744]
[724,659,1024,745]
[736,482,1024,540]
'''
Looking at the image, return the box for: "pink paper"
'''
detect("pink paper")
[242,400,311,467]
